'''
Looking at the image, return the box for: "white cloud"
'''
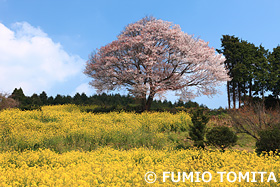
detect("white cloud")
[0,22,85,95]
[74,83,95,96]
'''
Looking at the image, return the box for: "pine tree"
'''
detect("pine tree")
[39,91,48,105]
[31,93,42,106]
[217,35,268,108]
[73,93,82,105]
[53,94,63,105]
[268,46,280,98]
[11,88,28,107]
[189,109,209,148]
[217,35,240,109]
[80,93,88,104]
[252,45,270,99]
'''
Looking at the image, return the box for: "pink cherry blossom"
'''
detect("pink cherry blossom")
[85,17,229,111]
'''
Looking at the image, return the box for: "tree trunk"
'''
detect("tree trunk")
[140,94,146,112]
[243,82,246,106]
[261,87,265,112]
[249,80,252,98]
[261,87,265,100]
[238,82,241,108]
[227,81,231,109]
[145,93,155,111]
[233,82,236,109]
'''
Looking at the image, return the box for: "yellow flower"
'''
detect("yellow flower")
[0,105,279,186]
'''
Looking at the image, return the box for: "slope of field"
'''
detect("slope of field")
[0,148,279,186]
[0,105,191,152]
[0,105,279,186]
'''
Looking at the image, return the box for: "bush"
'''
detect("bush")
[256,127,280,155]
[206,126,237,152]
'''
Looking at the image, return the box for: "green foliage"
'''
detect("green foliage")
[206,126,237,152]
[11,88,27,108]
[10,88,212,113]
[217,35,272,109]
[189,109,209,148]
[256,126,280,155]
[268,46,280,97]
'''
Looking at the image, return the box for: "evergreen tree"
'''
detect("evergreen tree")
[252,45,270,99]
[53,94,63,105]
[189,109,209,148]
[73,93,82,105]
[64,95,73,104]
[218,35,269,108]
[11,88,27,107]
[39,91,48,105]
[268,46,280,98]
[217,35,240,109]
[31,94,42,106]
[80,93,88,104]
[47,96,54,105]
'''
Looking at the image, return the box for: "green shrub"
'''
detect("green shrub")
[206,126,237,152]
[256,127,280,155]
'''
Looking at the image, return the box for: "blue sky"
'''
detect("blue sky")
[0,0,279,108]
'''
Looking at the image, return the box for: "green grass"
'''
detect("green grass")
[206,116,257,152]
[234,133,257,152]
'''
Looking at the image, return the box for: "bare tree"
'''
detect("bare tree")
[0,93,19,110]
[229,103,280,140]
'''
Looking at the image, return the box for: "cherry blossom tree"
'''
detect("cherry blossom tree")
[85,17,229,111]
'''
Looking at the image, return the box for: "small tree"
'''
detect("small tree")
[85,16,229,111]
[189,109,209,148]
[206,126,237,152]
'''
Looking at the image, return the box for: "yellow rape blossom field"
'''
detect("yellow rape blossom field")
[0,105,279,186]
[0,105,191,152]
[0,148,279,186]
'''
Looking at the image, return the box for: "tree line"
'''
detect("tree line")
[218,35,280,109]
[8,87,212,113]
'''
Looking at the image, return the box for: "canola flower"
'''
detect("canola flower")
[0,148,279,186]
[0,105,191,152]
[0,105,279,186]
